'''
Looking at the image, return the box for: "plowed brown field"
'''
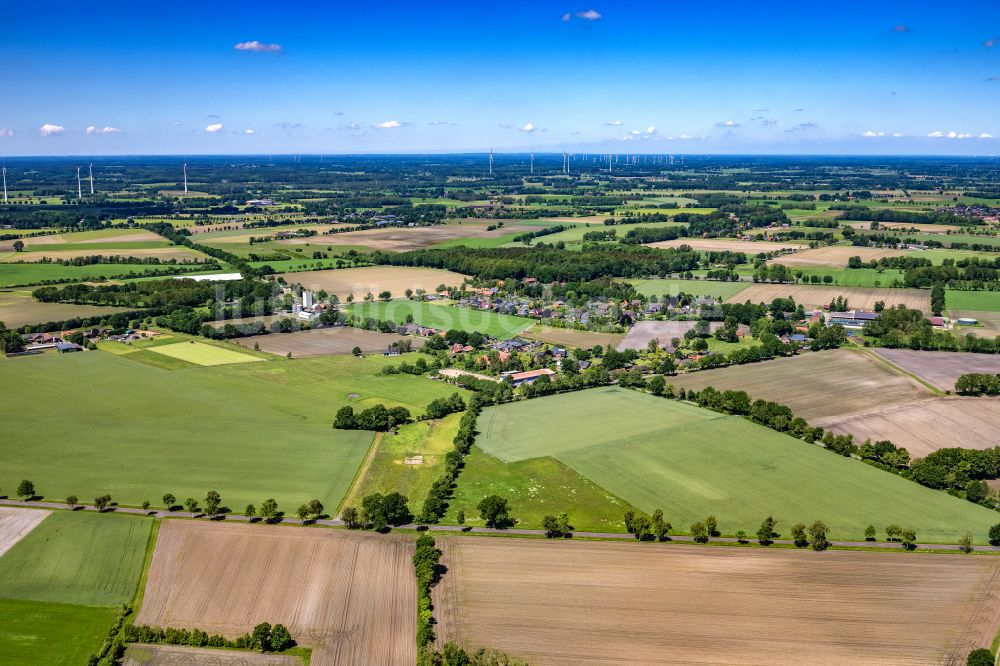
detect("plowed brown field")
[726,283,931,311]
[434,537,1000,665]
[136,521,415,666]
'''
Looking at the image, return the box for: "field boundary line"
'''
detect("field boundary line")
[130,518,161,610]
[858,346,945,396]
[337,432,383,515]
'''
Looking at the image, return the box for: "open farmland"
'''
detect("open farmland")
[0,351,463,511]
[145,340,264,366]
[0,289,126,328]
[123,644,303,665]
[770,245,909,268]
[346,300,534,338]
[725,283,931,311]
[2,246,206,263]
[0,508,49,558]
[278,266,469,301]
[0,262,206,287]
[280,222,530,252]
[433,538,1000,665]
[234,326,424,357]
[350,414,461,506]
[668,349,930,421]
[136,521,415,666]
[0,599,118,666]
[872,348,1000,391]
[645,238,804,253]
[0,511,151,607]
[617,319,721,351]
[0,229,165,251]
[846,221,963,233]
[946,291,1000,313]
[471,386,996,540]
[629,277,749,300]
[521,325,624,350]
[818,397,1000,458]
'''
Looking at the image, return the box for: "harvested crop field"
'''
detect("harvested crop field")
[645,238,803,253]
[280,223,530,252]
[818,396,1000,458]
[725,283,931,312]
[123,643,303,665]
[2,247,205,263]
[617,319,720,351]
[846,221,962,233]
[668,349,930,422]
[234,326,424,357]
[521,325,623,350]
[136,521,415,666]
[0,288,130,326]
[433,538,1000,665]
[871,348,1000,392]
[278,266,469,301]
[769,245,909,268]
[0,508,48,559]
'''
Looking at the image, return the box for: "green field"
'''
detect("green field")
[0,262,209,287]
[147,340,263,366]
[352,413,461,504]
[346,300,534,338]
[0,351,465,511]
[0,511,151,606]
[790,267,907,287]
[946,290,1000,312]
[0,599,117,666]
[445,447,640,532]
[629,278,749,300]
[470,386,999,541]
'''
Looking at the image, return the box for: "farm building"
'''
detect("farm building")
[505,368,557,387]
[825,310,879,328]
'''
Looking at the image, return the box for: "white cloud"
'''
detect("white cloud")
[243,129,255,135]
[715,120,740,128]
[39,123,65,136]
[862,130,885,137]
[338,122,362,131]
[562,12,571,21]
[928,130,944,137]
[576,9,602,20]
[980,133,994,139]
[761,118,777,126]
[519,123,536,132]
[956,133,973,139]
[0,128,13,138]
[893,132,903,137]
[603,120,623,126]
[372,120,401,129]
[234,40,283,53]
[86,125,122,135]
[205,123,224,133]
[645,126,656,134]
[678,134,695,140]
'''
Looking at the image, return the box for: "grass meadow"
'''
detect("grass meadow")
[0,350,464,512]
[469,386,999,541]
[346,300,534,338]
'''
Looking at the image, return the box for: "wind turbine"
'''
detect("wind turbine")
[183,163,188,194]
[488,149,493,177]
[76,166,82,199]
[89,163,95,195]
[2,166,7,203]
[530,148,534,175]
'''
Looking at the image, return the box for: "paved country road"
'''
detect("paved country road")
[2,497,997,553]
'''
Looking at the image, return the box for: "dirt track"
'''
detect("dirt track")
[434,537,1000,665]
[136,521,415,666]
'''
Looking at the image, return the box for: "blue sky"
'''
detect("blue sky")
[2,0,999,155]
